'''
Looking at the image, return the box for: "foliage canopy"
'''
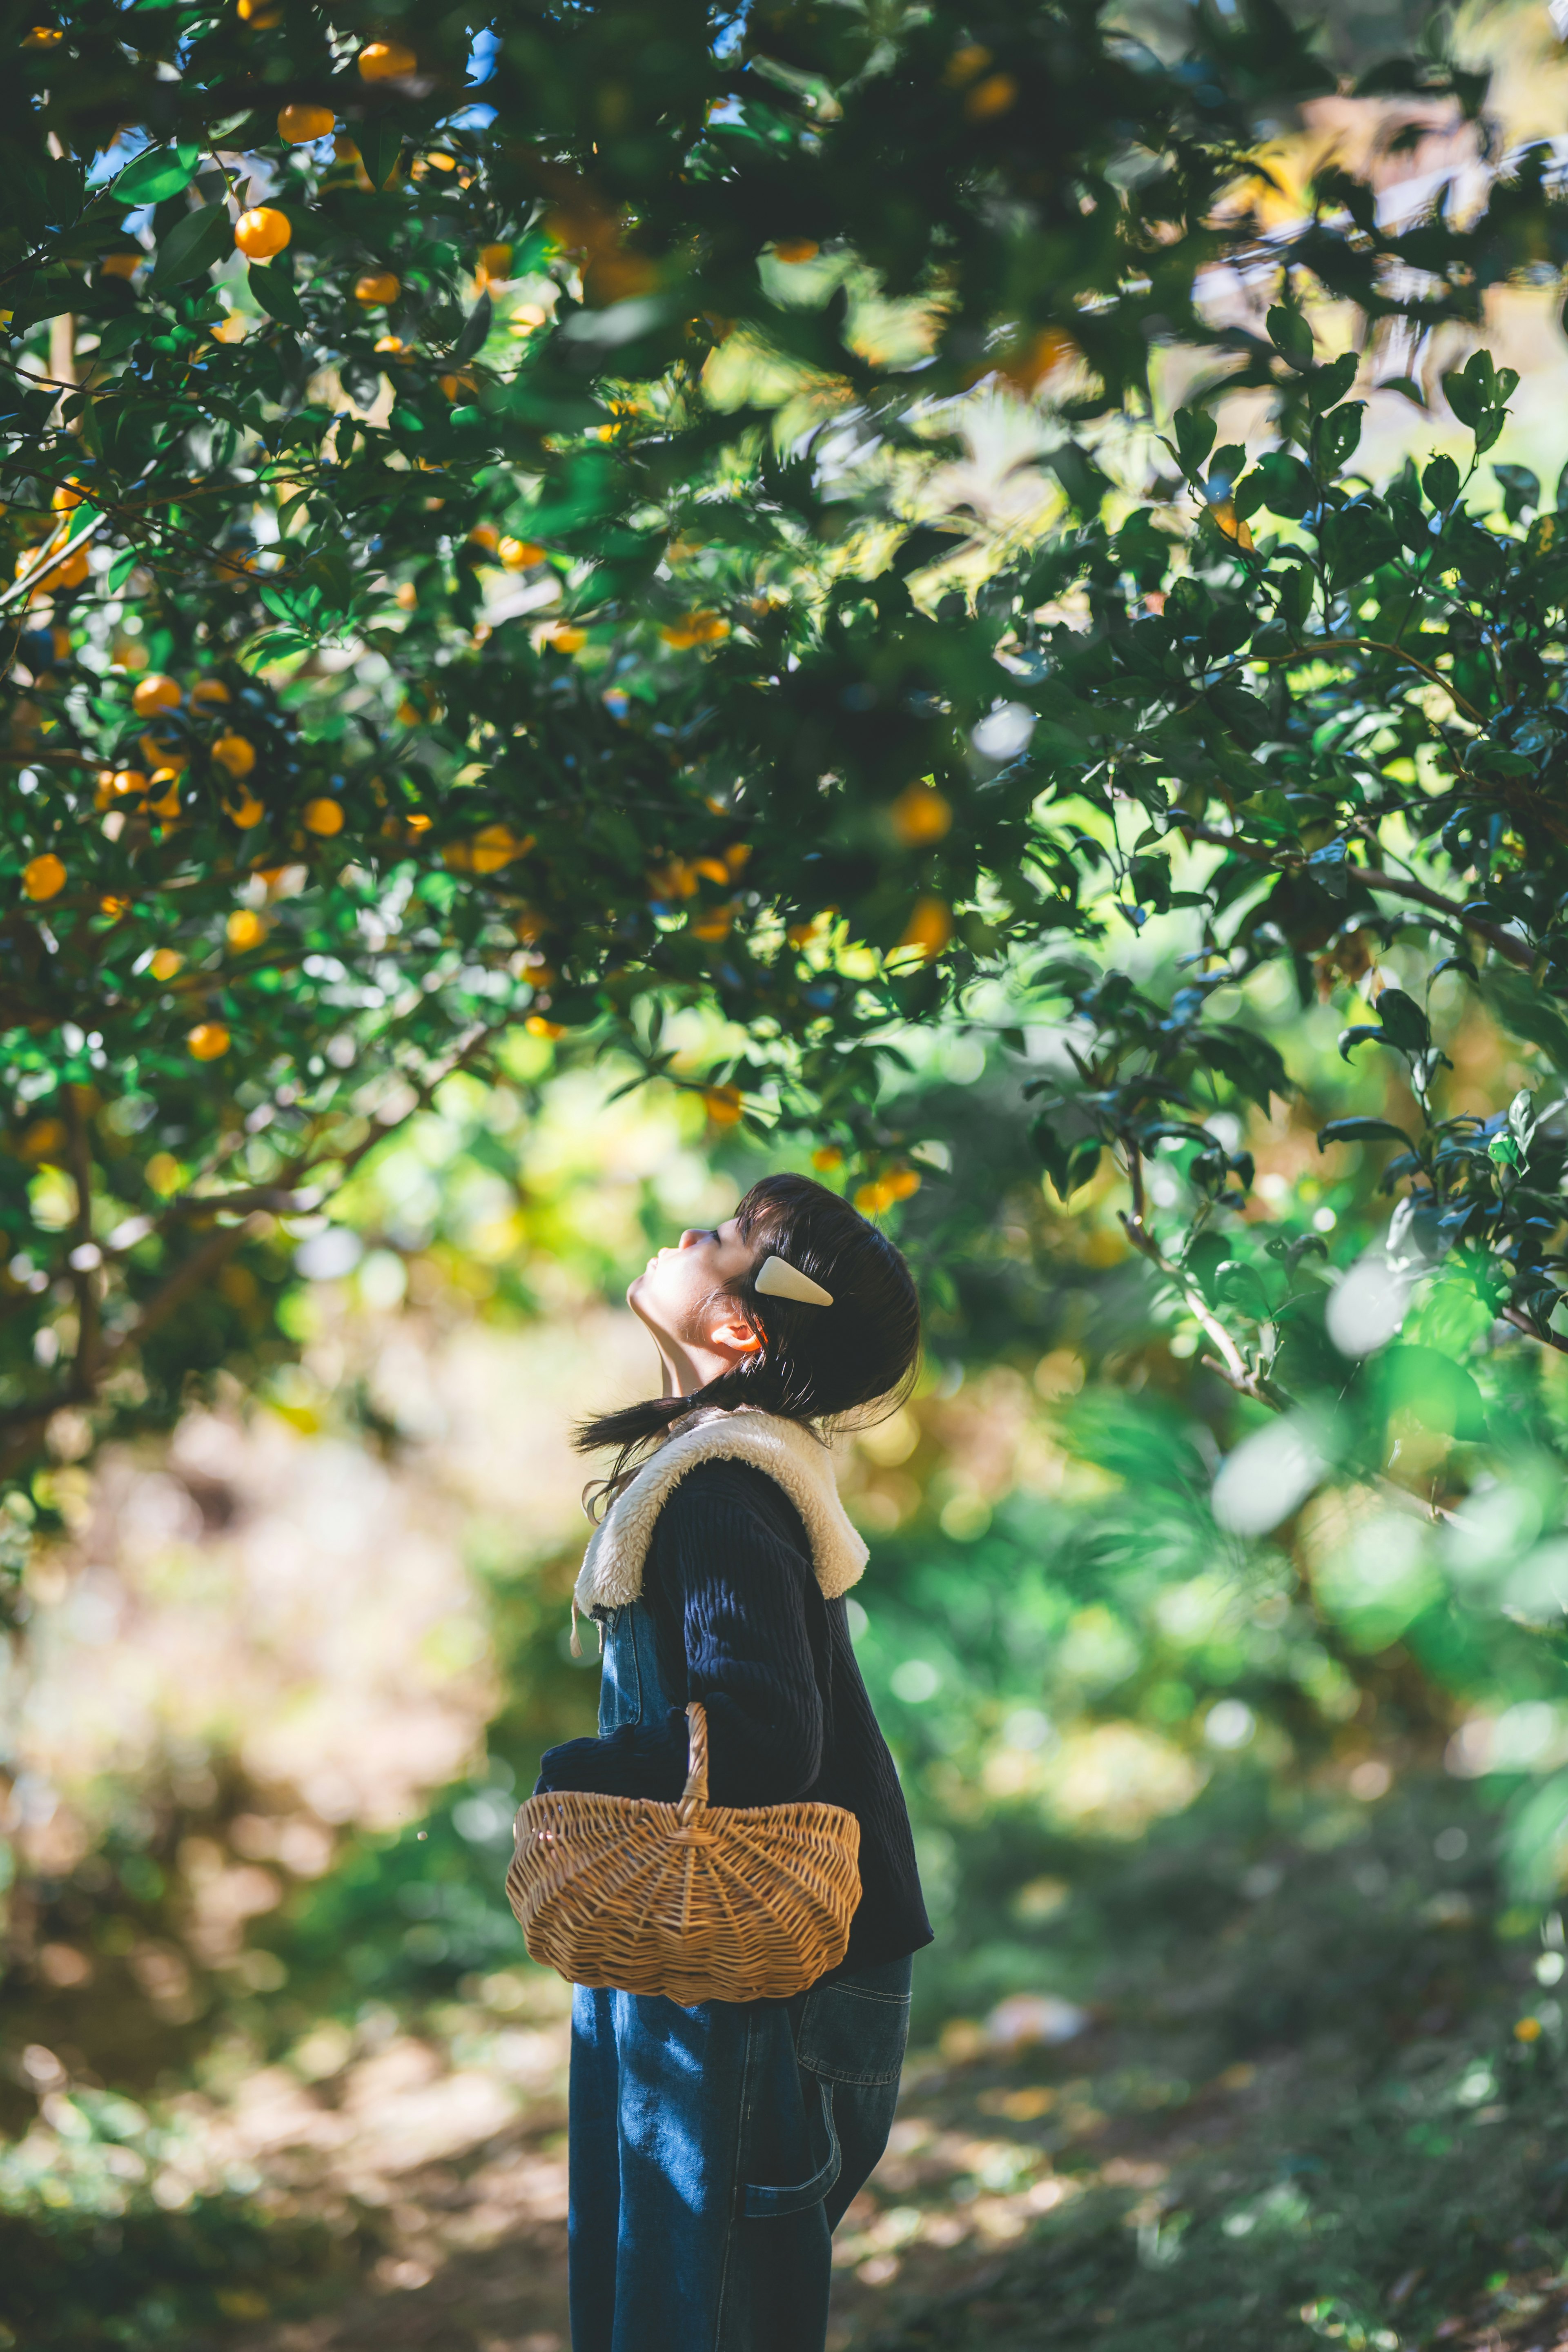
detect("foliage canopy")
[7,0,1568,1576]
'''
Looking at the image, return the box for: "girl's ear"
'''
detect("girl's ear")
[709,1312,763,1356]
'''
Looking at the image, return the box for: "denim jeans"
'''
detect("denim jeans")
[565,1599,913,2350]
[568,1949,912,2352]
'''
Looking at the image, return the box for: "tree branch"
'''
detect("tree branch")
[1178,822,1536,973]
[62,1082,100,1393]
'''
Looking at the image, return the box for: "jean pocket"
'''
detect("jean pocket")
[795,1978,911,2087]
[743,2074,840,2219]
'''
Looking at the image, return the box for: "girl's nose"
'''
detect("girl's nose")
[677,1229,703,1251]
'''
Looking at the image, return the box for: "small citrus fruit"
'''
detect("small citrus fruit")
[499,536,544,570]
[226,909,267,950]
[187,1022,230,1061]
[773,239,819,263]
[225,794,265,829]
[189,679,231,708]
[212,733,256,778]
[278,102,334,143]
[898,897,952,961]
[22,853,66,902]
[301,798,344,836]
[354,271,400,305]
[132,673,181,718]
[234,207,291,261]
[149,948,183,980]
[889,782,952,845]
[358,38,415,77]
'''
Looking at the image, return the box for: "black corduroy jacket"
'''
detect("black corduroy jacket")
[534,1455,933,1977]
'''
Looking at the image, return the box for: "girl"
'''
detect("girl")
[534,1172,933,2352]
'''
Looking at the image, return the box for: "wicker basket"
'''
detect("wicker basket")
[507,1701,862,2004]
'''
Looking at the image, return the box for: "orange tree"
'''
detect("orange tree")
[2,0,1568,1594]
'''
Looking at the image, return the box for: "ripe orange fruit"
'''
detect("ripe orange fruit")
[278,102,334,143]
[140,732,187,771]
[22,853,66,901]
[467,523,501,554]
[442,823,533,874]
[889,782,953,845]
[234,207,291,261]
[301,798,344,835]
[189,679,231,708]
[226,909,267,950]
[212,733,256,778]
[499,536,544,570]
[20,1118,67,1160]
[477,242,512,282]
[525,1015,565,1040]
[704,1086,744,1125]
[237,0,281,21]
[965,72,1017,119]
[224,794,265,829]
[187,1022,231,1061]
[354,271,401,305]
[51,479,84,511]
[148,773,183,820]
[133,673,181,718]
[99,251,141,279]
[811,1145,844,1171]
[884,1167,922,1200]
[659,610,728,649]
[149,948,183,980]
[111,768,148,799]
[898,897,952,961]
[773,239,819,263]
[358,38,415,78]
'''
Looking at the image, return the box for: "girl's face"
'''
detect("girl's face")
[628,1219,759,1355]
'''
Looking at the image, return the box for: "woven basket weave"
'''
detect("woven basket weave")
[507,1701,862,2004]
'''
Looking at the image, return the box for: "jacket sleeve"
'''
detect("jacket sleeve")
[532,1461,825,1806]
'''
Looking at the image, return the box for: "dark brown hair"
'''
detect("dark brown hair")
[575,1172,920,1497]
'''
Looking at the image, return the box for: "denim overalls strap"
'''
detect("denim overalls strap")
[567,1596,911,2352]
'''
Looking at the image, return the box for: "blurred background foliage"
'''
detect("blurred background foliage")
[14,0,1568,2347]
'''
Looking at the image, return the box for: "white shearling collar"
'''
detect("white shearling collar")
[572,1407,869,1620]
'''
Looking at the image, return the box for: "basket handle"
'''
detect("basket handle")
[678,1700,709,1823]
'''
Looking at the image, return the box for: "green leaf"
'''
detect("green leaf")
[1316,1118,1416,1150]
[1171,407,1216,480]
[149,202,230,292]
[1267,303,1314,370]
[1423,454,1461,509]
[249,261,305,329]
[358,116,405,192]
[1372,987,1430,1052]
[107,548,139,592]
[114,142,201,206]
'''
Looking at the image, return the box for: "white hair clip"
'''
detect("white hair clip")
[755,1253,834,1308]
